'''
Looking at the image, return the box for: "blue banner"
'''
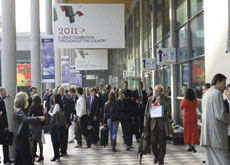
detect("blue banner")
[76,74,82,87]
[61,56,70,85]
[42,38,55,82]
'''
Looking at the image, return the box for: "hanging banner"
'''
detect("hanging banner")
[157,48,176,65]
[70,66,77,86]
[127,60,136,77]
[142,58,156,70]
[76,74,83,87]
[61,56,70,85]
[17,64,31,86]
[41,38,55,82]
[54,4,125,48]
[75,49,108,70]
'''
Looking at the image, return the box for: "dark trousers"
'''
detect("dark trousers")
[151,124,166,163]
[57,125,66,155]
[123,117,132,147]
[75,115,91,146]
[228,136,230,152]
[63,127,69,154]
[14,135,33,165]
[89,117,99,137]
[2,145,10,162]
[138,106,145,136]
[50,124,60,158]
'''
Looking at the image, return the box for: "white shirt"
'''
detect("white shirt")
[49,104,60,117]
[227,98,230,136]
[76,95,87,118]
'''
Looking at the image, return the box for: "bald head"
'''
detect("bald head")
[58,87,65,96]
[154,85,163,97]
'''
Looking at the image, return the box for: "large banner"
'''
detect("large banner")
[17,64,31,86]
[75,50,108,70]
[61,56,70,85]
[70,66,77,86]
[76,74,83,87]
[54,4,125,48]
[41,38,55,82]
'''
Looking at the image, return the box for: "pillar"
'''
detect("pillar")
[31,0,41,95]
[1,0,17,158]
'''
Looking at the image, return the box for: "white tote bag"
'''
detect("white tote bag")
[150,105,164,118]
[41,130,46,144]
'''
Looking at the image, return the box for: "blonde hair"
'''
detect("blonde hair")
[14,92,29,109]
[118,89,124,100]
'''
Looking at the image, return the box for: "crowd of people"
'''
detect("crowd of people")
[1,73,230,164]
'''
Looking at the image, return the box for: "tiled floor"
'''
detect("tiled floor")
[0,126,206,165]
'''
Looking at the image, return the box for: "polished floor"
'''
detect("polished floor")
[0,126,205,165]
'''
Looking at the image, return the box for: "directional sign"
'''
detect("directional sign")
[157,48,176,65]
[142,58,156,70]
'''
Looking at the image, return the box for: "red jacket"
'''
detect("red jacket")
[180,98,199,123]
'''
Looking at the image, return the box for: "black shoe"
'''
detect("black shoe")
[75,145,82,148]
[192,146,197,153]
[126,146,131,151]
[36,156,44,162]
[50,157,60,161]
[34,154,39,158]
[187,148,192,152]
[4,159,14,164]
[60,153,66,157]
[154,158,158,164]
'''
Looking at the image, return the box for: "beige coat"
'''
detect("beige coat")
[143,94,173,138]
[201,86,230,150]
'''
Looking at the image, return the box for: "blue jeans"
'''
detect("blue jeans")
[107,118,119,141]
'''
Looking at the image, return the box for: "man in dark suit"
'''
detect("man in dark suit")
[28,87,38,109]
[87,88,100,138]
[58,87,75,156]
[101,84,111,122]
[224,83,230,151]
[0,88,13,164]
[123,81,133,97]
[133,81,147,137]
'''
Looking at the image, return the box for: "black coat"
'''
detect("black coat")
[0,98,8,131]
[224,99,230,113]
[133,89,148,109]
[87,96,100,119]
[121,98,138,119]
[101,91,109,108]
[62,95,75,125]
[103,101,121,123]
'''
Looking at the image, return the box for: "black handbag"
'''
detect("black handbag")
[0,131,14,145]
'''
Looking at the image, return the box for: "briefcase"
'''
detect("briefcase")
[0,131,14,145]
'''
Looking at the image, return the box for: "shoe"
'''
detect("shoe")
[158,161,164,165]
[34,154,39,158]
[126,146,131,151]
[36,156,44,162]
[60,153,66,157]
[192,146,197,153]
[4,159,14,164]
[75,145,82,148]
[50,157,60,161]
[84,145,91,149]
[187,148,192,152]
[154,158,158,164]
[68,140,74,143]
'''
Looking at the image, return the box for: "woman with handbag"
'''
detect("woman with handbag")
[14,92,45,165]
[49,94,65,161]
[29,94,45,162]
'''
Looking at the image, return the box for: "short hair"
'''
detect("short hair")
[211,73,227,86]
[91,88,97,93]
[137,81,143,88]
[155,85,164,92]
[185,88,196,101]
[106,84,111,91]
[76,87,83,95]
[148,87,153,91]
[69,87,76,93]
[14,92,28,109]
[30,87,37,92]
[124,81,128,84]
[203,83,211,89]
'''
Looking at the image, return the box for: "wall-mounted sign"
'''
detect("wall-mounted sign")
[157,48,176,65]
[17,64,31,86]
[54,4,125,48]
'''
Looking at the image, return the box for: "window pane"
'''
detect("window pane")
[192,58,205,98]
[165,37,170,48]
[176,0,187,27]
[191,15,204,57]
[155,0,162,16]
[156,16,162,42]
[190,0,203,17]
[165,67,171,96]
[177,63,189,97]
[157,69,164,85]
[177,26,188,62]
[164,9,170,38]
[144,31,148,52]
[148,28,152,49]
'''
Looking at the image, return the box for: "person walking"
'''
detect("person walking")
[14,92,45,165]
[144,85,173,165]
[75,87,91,148]
[104,92,120,152]
[180,88,199,152]
[224,83,230,151]
[201,73,230,164]
[0,88,13,164]
[29,94,45,162]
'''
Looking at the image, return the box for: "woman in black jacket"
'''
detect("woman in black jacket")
[14,92,45,165]
[29,94,44,162]
[104,92,120,152]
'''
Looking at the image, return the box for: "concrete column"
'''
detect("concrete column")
[31,0,41,95]
[1,0,17,158]
[169,0,178,122]
[45,0,55,89]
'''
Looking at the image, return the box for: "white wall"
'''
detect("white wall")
[205,0,230,83]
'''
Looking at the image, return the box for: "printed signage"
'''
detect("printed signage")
[127,60,136,77]
[157,48,176,65]
[54,4,125,48]
[142,58,156,70]
[61,56,70,85]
